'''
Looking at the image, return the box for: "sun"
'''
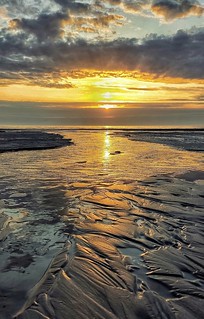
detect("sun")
[102,92,112,99]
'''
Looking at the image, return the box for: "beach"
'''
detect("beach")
[0,129,204,319]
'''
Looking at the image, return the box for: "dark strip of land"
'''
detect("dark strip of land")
[0,130,73,153]
[119,130,204,152]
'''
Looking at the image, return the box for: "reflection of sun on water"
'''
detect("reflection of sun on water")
[105,133,110,147]
[104,150,110,160]
[99,104,117,110]
[103,131,110,162]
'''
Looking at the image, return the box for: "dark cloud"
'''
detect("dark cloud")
[10,11,70,40]
[1,0,203,23]
[0,0,203,87]
[104,0,203,20]
[0,27,204,85]
[151,0,204,21]
[103,0,149,13]
[54,0,92,13]
[7,1,124,41]
[122,0,150,13]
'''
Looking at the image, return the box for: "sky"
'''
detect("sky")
[0,0,204,126]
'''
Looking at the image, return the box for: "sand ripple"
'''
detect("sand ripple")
[14,175,204,319]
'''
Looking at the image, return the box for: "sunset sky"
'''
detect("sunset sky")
[0,0,204,126]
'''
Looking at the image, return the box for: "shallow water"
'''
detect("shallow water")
[0,130,204,319]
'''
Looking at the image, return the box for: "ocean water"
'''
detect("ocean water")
[0,129,204,319]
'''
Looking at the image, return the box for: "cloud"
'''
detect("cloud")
[122,0,150,13]
[65,13,124,35]
[7,1,125,41]
[104,0,203,20]
[0,0,52,18]
[10,11,70,40]
[0,27,204,86]
[0,70,74,88]
[0,0,204,88]
[1,0,204,26]
[127,86,160,90]
[151,0,204,21]
[103,0,150,14]
[54,0,92,13]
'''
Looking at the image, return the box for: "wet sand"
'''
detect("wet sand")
[120,129,204,152]
[0,129,204,319]
[12,175,203,319]
[0,130,73,152]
